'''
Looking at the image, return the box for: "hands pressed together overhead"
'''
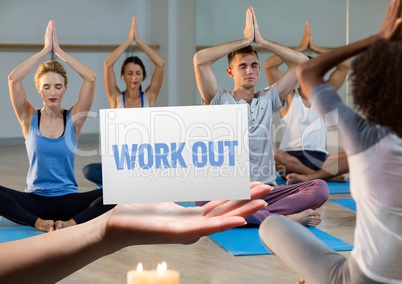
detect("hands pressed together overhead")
[43,20,61,54]
[242,7,265,46]
[127,16,142,43]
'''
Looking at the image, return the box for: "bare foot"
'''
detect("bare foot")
[55,219,77,230]
[35,218,55,232]
[286,173,308,185]
[296,278,307,284]
[327,175,347,183]
[286,209,322,227]
[276,166,287,180]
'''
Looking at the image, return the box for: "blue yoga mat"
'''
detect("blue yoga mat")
[330,198,356,212]
[276,172,350,194]
[176,202,196,207]
[327,180,350,194]
[210,227,353,256]
[0,217,44,243]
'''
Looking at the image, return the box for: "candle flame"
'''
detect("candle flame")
[136,263,143,272]
[157,261,167,273]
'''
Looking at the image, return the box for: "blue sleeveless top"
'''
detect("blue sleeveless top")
[25,110,78,196]
[116,91,150,108]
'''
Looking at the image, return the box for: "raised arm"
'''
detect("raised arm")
[193,7,254,105]
[131,17,166,106]
[264,22,310,85]
[7,20,53,139]
[104,17,136,108]
[51,21,97,139]
[297,0,402,98]
[253,9,308,102]
[0,183,271,284]
[308,24,350,91]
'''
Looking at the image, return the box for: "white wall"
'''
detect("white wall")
[0,0,389,144]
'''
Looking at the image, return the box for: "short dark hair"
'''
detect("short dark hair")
[227,45,258,66]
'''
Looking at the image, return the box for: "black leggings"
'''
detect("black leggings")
[0,185,115,227]
[286,150,328,171]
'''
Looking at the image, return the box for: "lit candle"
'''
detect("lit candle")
[149,262,180,284]
[127,263,151,284]
[127,262,180,284]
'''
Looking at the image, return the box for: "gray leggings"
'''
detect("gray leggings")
[259,215,384,284]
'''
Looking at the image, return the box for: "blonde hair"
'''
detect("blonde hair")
[34,60,68,89]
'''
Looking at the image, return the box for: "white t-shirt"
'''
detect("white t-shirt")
[312,83,402,283]
[279,88,328,154]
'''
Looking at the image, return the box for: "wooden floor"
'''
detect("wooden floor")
[0,140,355,284]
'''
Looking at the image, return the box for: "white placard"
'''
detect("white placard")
[100,104,250,204]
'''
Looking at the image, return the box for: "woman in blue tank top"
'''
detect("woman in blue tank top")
[0,20,114,232]
[82,16,166,185]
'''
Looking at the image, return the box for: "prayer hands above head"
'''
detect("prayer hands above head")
[44,20,53,52]
[243,7,255,44]
[307,22,320,51]
[250,7,265,46]
[128,16,140,43]
[377,0,402,41]
[101,182,272,248]
[300,22,310,51]
[51,20,61,53]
